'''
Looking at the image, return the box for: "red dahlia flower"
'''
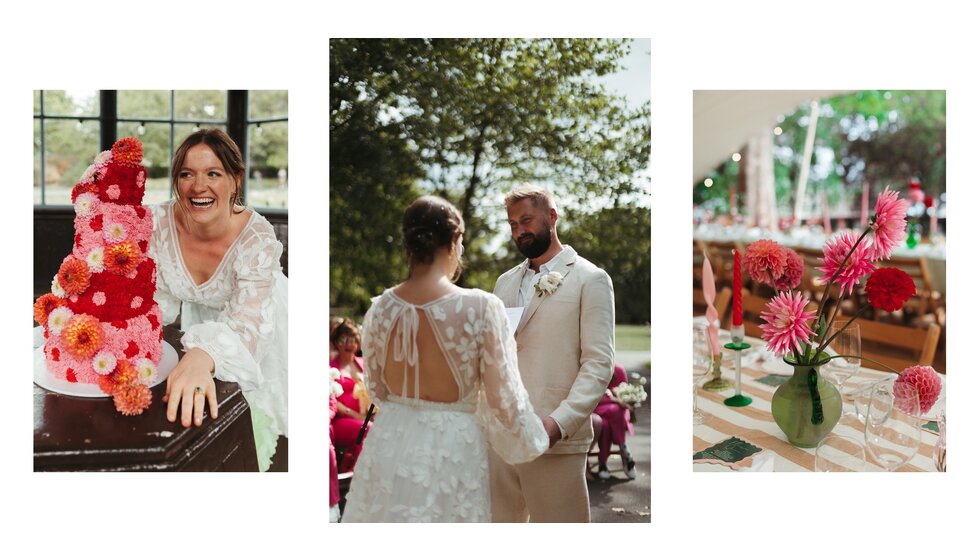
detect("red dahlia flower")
[865,267,916,312]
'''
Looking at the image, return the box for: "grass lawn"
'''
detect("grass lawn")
[615,324,651,352]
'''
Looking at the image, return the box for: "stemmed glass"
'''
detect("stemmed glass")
[815,434,867,472]
[824,321,860,417]
[932,397,946,472]
[692,324,712,425]
[864,378,922,471]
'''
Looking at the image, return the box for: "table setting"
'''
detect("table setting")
[694,187,946,472]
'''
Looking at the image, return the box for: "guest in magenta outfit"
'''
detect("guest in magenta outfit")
[330,318,372,470]
[329,392,341,521]
[592,364,636,480]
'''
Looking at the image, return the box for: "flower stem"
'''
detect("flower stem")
[815,303,871,357]
[830,354,900,375]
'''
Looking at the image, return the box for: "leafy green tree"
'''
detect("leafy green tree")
[695,90,946,214]
[330,39,650,320]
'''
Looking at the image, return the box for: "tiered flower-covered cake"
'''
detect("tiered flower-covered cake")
[33,137,162,415]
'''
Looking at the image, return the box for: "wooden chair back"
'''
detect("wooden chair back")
[694,286,732,322]
[837,315,942,372]
[703,240,743,289]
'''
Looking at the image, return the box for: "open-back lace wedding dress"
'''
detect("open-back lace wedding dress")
[341,288,548,522]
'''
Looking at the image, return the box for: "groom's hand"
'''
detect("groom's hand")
[543,416,562,448]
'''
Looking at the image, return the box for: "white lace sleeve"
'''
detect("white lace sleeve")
[476,295,548,464]
[181,230,283,390]
[359,298,389,404]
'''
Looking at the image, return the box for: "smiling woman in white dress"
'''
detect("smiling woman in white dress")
[149,129,288,471]
[341,195,548,522]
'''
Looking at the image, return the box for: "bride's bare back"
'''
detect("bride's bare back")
[383,306,460,402]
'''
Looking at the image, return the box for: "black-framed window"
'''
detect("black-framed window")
[34,90,287,209]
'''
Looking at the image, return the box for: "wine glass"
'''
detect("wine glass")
[824,321,860,417]
[815,434,867,472]
[864,378,922,471]
[932,397,946,472]
[692,324,712,425]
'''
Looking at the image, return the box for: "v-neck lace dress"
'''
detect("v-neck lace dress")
[341,288,547,522]
[149,201,288,471]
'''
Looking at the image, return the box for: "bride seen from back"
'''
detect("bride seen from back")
[341,195,548,522]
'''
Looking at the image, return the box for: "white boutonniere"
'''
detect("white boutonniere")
[533,271,564,297]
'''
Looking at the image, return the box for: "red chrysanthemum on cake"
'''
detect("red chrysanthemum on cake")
[34,137,162,416]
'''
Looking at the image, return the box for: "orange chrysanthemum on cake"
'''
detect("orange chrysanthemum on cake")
[104,240,141,275]
[34,293,65,326]
[113,382,152,416]
[111,137,143,167]
[60,314,104,359]
[58,257,92,296]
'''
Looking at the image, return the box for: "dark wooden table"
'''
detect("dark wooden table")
[34,327,259,472]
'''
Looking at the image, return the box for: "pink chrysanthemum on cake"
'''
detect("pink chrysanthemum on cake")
[760,291,817,355]
[33,137,162,416]
[818,231,876,295]
[744,239,788,284]
[870,187,910,260]
[894,365,942,415]
[773,247,804,292]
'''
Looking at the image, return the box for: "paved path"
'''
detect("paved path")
[589,354,651,523]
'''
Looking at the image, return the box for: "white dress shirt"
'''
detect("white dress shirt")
[518,245,574,307]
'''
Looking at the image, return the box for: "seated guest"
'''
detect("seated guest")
[592,364,636,480]
[330,318,372,470]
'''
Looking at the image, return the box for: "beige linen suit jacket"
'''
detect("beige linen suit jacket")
[493,246,615,454]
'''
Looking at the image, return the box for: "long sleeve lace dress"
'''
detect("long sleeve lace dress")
[149,201,288,471]
[341,288,548,522]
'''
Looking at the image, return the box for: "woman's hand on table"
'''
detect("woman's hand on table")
[164,347,218,427]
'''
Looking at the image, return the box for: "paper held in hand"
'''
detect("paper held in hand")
[505,307,524,337]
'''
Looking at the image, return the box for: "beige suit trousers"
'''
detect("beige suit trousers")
[489,450,589,522]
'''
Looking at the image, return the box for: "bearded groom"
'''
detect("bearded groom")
[490,185,615,523]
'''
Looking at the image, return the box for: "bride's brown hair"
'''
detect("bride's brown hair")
[402,195,465,282]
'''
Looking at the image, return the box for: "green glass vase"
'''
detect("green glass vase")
[771,356,842,448]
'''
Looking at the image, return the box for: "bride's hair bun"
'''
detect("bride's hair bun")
[402,196,464,266]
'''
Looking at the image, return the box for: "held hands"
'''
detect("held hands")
[542,416,562,448]
[164,347,218,428]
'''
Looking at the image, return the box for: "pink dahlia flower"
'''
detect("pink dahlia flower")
[818,231,876,295]
[760,291,817,356]
[870,187,910,260]
[895,365,943,415]
[744,239,788,285]
[773,247,804,291]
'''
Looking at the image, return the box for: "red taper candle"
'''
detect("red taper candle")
[732,249,742,326]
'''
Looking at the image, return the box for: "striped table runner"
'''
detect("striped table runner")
[694,335,944,472]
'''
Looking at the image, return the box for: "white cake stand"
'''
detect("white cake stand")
[33,326,178,398]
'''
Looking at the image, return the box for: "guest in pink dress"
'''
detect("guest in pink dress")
[329,393,341,520]
[330,318,372,470]
[592,364,636,479]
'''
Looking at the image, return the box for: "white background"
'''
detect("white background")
[1,0,974,558]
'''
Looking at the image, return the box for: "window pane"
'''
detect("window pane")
[248,90,288,120]
[246,121,288,209]
[118,121,172,204]
[34,119,41,204]
[42,90,99,117]
[34,90,40,115]
[173,123,227,149]
[118,90,171,119]
[174,90,226,121]
[43,118,100,205]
